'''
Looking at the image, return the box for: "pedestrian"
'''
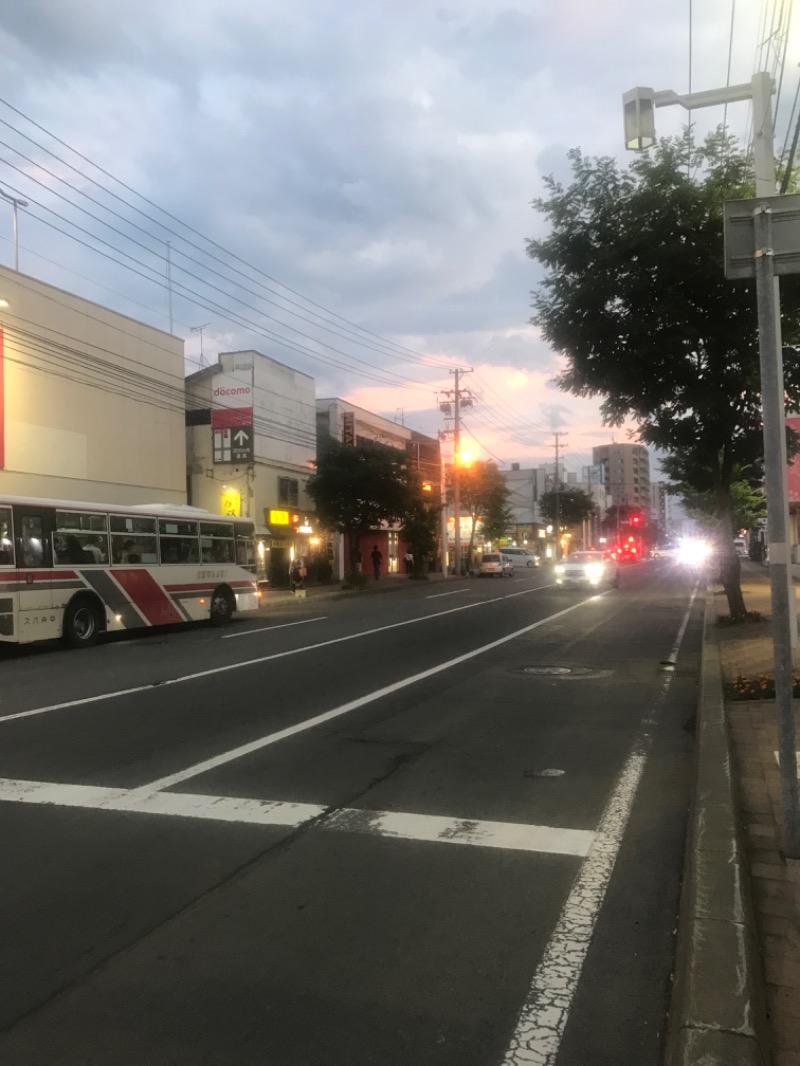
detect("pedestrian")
[370,543,382,580]
[289,555,306,593]
[354,546,363,574]
[404,549,414,574]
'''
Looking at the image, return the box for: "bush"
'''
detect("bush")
[342,572,369,591]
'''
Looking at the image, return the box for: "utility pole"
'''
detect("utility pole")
[438,369,474,574]
[0,188,28,272]
[554,432,566,560]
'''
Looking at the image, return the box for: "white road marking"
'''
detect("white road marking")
[223,616,327,639]
[123,597,594,797]
[773,750,800,772]
[426,589,470,599]
[0,584,558,725]
[0,778,594,856]
[502,587,698,1066]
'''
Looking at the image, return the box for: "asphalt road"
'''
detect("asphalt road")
[0,561,702,1066]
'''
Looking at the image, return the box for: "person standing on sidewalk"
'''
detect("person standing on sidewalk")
[371,544,383,580]
[404,549,414,574]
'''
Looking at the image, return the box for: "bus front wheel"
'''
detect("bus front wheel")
[209,586,235,626]
[63,598,102,649]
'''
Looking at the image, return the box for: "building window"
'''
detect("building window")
[278,477,299,506]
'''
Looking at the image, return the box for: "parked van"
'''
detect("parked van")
[500,547,540,568]
[733,538,748,558]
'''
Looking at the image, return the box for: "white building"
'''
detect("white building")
[0,266,186,504]
[186,350,318,585]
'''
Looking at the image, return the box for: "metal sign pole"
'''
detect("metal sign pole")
[753,203,800,858]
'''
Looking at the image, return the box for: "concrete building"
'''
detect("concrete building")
[316,399,440,577]
[592,443,652,513]
[0,266,186,504]
[186,350,317,585]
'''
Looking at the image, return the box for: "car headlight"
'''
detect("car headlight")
[585,563,604,579]
[554,565,565,574]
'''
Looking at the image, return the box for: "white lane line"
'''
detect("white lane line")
[502,587,698,1066]
[0,777,594,856]
[125,597,593,797]
[773,751,800,772]
[223,616,327,639]
[0,584,554,725]
[503,747,647,1065]
[426,589,470,599]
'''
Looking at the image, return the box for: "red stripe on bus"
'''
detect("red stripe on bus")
[111,570,184,625]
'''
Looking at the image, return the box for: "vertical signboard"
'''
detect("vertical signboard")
[211,372,254,463]
[342,411,355,446]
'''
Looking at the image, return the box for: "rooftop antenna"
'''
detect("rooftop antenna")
[190,323,210,368]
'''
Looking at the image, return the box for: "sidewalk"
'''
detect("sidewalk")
[668,563,800,1065]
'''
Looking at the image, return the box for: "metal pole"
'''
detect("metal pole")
[166,241,174,334]
[440,450,448,579]
[453,368,461,576]
[754,203,800,858]
[11,203,18,272]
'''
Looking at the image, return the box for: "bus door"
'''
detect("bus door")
[13,504,57,641]
[0,504,15,639]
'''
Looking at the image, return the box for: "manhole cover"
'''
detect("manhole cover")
[525,768,566,778]
[520,665,612,680]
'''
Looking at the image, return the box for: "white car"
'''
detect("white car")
[476,552,514,577]
[500,547,541,568]
[555,550,620,589]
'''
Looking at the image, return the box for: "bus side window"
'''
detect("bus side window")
[20,516,45,568]
[0,507,13,565]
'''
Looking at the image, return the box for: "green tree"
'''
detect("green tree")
[307,438,416,572]
[447,460,511,569]
[401,500,439,578]
[527,130,800,618]
[662,458,767,534]
[538,487,596,530]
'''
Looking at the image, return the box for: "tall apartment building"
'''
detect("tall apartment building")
[592,443,651,512]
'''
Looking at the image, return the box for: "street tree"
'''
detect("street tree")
[401,500,439,577]
[307,438,415,572]
[448,460,511,568]
[527,130,800,618]
[662,456,767,537]
[538,486,596,530]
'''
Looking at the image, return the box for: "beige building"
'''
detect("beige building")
[0,266,187,504]
[592,443,651,513]
[186,350,317,584]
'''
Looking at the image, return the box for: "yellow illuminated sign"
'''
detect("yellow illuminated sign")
[269,509,290,525]
[220,490,241,516]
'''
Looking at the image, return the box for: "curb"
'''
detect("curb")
[665,591,770,1066]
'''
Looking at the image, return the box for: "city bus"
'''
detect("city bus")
[0,495,261,648]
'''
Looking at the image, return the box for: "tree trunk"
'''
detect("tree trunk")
[717,451,747,619]
[719,547,747,619]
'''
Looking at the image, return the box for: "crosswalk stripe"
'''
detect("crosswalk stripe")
[0,777,594,856]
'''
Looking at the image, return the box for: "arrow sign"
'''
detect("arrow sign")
[233,430,249,445]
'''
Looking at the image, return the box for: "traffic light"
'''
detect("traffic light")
[631,514,641,526]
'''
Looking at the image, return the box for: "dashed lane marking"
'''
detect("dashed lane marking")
[0,592,588,724]
[0,778,595,857]
[223,616,328,639]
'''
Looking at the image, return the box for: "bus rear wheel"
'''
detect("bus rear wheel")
[63,598,102,648]
[209,586,235,626]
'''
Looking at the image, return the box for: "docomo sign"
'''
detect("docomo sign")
[212,374,252,406]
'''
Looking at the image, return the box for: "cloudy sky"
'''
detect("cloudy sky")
[0,0,792,473]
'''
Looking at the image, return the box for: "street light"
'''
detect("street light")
[622,71,800,858]
[0,188,29,272]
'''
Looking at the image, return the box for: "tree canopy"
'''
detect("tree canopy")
[307,438,416,538]
[527,130,800,616]
[447,460,512,562]
[538,486,596,529]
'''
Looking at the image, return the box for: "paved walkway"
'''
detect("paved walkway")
[714,564,800,1066]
